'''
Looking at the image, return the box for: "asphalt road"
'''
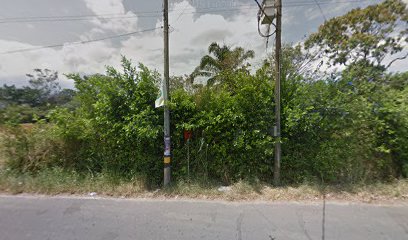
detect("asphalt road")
[0,195,407,240]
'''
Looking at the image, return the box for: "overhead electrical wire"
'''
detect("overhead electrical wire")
[313,0,328,22]
[173,1,192,23]
[0,0,375,54]
[0,11,162,21]
[0,0,375,24]
[0,27,161,55]
[0,15,159,24]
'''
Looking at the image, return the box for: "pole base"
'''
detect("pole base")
[164,166,171,187]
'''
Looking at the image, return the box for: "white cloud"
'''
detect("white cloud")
[85,0,126,14]
[0,0,406,89]
[83,0,139,36]
[120,1,264,76]
[0,39,119,88]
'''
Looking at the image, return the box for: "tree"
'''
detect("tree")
[190,42,255,85]
[0,69,75,124]
[26,69,61,105]
[305,0,408,70]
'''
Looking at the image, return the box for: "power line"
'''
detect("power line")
[283,0,374,7]
[313,0,328,22]
[0,11,161,21]
[0,0,375,24]
[0,8,257,24]
[0,15,161,24]
[0,27,161,55]
[173,1,192,24]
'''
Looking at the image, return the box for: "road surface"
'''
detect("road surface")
[0,195,407,240]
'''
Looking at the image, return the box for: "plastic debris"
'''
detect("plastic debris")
[217,186,231,192]
[89,192,97,197]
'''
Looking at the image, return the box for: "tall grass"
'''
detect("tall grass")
[0,167,407,203]
[0,168,147,196]
[0,125,7,167]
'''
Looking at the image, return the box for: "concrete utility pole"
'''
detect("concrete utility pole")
[273,0,282,186]
[163,0,171,187]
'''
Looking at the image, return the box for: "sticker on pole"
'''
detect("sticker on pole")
[164,137,171,156]
[164,157,171,164]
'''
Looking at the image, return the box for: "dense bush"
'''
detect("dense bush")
[49,58,164,184]
[0,58,161,184]
[3,1,407,186]
[2,54,407,185]
[3,0,408,184]
[171,70,274,183]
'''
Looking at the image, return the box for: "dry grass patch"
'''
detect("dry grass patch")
[0,169,407,203]
[162,180,408,203]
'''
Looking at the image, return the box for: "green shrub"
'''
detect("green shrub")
[53,57,163,184]
[170,70,274,184]
[1,123,63,172]
[1,53,407,186]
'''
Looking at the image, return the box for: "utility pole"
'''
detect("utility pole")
[257,0,281,185]
[273,0,282,186]
[163,0,171,187]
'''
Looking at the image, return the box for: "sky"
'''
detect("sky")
[0,0,406,88]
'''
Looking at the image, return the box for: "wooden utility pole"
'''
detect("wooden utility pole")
[163,0,171,187]
[273,0,282,186]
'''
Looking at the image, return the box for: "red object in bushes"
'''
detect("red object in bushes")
[183,130,192,141]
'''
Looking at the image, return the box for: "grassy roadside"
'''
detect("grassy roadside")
[0,168,407,203]
[0,126,6,167]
